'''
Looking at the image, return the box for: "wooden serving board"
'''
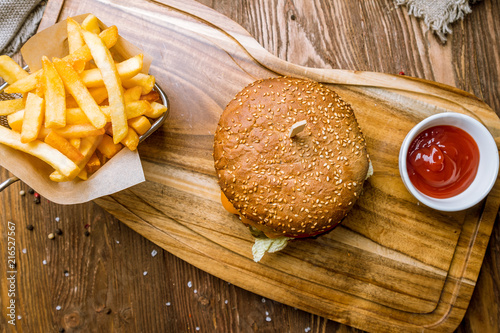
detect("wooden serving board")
[40,0,500,332]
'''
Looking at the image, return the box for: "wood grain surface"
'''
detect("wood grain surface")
[1,0,500,332]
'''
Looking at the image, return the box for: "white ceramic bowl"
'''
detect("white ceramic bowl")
[399,112,499,211]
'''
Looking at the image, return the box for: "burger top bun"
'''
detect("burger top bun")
[213,77,370,238]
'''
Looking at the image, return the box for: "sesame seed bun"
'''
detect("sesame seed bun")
[213,77,370,238]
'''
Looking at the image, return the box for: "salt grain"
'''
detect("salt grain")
[143,271,148,276]
[17,315,21,320]
[56,305,61,311]
[194,289,197,294]
[261,298,266,303]
[305,327,311,332]
[196,327,200,331]
[42,260,47,265]
[166,302,171,306]
[116,240,120,244]
[266,316,271,322]
[187,281,193,288]
[55,217,60,222]
[224,300,228,304]
[22,248,26,254]
[151,249,158,257]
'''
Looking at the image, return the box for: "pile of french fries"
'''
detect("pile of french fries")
[0,14,167,182]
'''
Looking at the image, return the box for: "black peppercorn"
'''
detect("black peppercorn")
[26,224,34,231]
[55,228,63,235]
[84,230,90,237]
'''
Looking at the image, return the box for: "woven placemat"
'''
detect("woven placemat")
[396,0,480,42]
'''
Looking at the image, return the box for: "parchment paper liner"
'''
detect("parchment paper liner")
[0,14,154,204]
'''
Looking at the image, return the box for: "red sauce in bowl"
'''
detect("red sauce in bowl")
[406,125,479,198]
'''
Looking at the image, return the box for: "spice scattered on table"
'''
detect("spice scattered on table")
[143,271,148,276]
[261,298,266,303]
[28,188,34,194]
[26,224,34,231]
[55,305,61,311]
[42,260,47,265]
[22,248,26,254]
[55,217,60,222]
[399,71,405,75]
[187,281,193,288]
[166,302,171,306]
[151,249,158,257]
[84,230,90,237]
[19,190,25,196]
[64,270,69,277]
[305,327,311,332]
[48,233,55,240]
[55,228,63,235]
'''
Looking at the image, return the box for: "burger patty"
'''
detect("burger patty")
[213,77,370,238]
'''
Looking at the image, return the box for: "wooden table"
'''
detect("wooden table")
[1,0,499,332]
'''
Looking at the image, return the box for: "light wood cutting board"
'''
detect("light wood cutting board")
[40,0,500,332]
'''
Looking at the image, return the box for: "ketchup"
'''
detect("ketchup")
[406,125,479,199]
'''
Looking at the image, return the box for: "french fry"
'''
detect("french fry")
[0,99,24,116]
[0,55,29,84]
[80,54,143,88]
[42,56,66,128]
[37,127,51,140]
[4,26,118,94]
[0,126,79,179]
[85,153,101,173]
[145,101,168,118]
[66,107,90,125]
[3,71,42,94]
[128,116,151,135]
[122,73,155,94]
[67,17,85,54]
[101,100,151,120]
[53,57,107,129]
[69,138,81,149]
[54,124,105,139]
[81,14,100,34]
[124,86,142,103]
[21,93,44,143]
[64,25,119,64]
[139,90,160,103]
[97,133,123,159]
[77,167,88,180]
[88,86,109,104]
[7,110,24,132]
[82,30,128,143]
[44,130,85,163]
[121,127,139,151]
[49,134,103,181]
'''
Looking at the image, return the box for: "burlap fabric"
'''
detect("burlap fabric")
[396,0,480,42]
[0,0,47,56]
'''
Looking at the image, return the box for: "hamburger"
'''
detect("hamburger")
[213,77,371,261]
